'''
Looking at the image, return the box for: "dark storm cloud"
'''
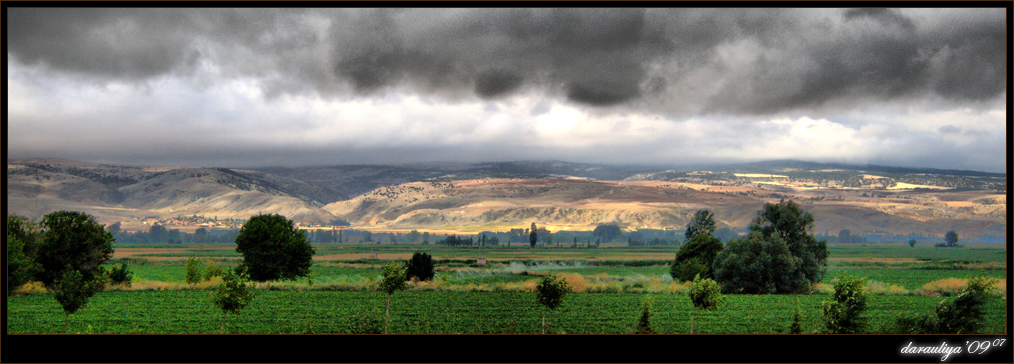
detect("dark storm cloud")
[7,8,1007,114]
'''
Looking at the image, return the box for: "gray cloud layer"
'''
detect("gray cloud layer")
[8,8,1007,115]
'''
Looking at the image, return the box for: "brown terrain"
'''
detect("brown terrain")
[7,158,1006,238]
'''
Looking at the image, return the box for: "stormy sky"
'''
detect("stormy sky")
[6,8,1008,172]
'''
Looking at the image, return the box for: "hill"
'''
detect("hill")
[7,158,1006,239]
[6,159,340,229]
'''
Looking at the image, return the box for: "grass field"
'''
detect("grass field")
[6,243,1008,335]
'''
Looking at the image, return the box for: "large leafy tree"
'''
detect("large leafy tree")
[670,234,723,282]
[944,230,959,247]
[747,200,828,286]
[234,214,315,281]
[713,232,803,294]
[36,211,115,286]
[684,210,717,241]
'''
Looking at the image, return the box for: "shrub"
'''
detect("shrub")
[107,263,132,286]
[821,275,868,334]
[688,274,724,334]
[788,306,804,334]
[891,274,998,334]
[633,296,657,334]
[203,262,224,281]
[405,251,435,281]
[185,257,204,285]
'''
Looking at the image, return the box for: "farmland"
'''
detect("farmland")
[5,243,1008,335]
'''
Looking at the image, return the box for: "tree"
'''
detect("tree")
[53,267,103,333]
[688,274,723,334]
[685,210,717,241]
[149,223,168,243]
[713,232,803,294]
[592,224,622,243]
[7,233,42,295]
[234,214,315,281]
[908,239,917,248]
[838,229,852,244]
[670,234,723,282]
[379,261,407,334]
[36,211,115,286]
[945,230,959,247]
[821,275,868,334]
[727,200,828,291]
[535,274,570,334]
[530,223,538,248]
[405,251,434,281]
[713,227,739,242]
[185,257,204,285]
[633,295,657,334]
[212,267,255,334]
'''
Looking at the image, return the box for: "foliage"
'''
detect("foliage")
[380,261,407,334]
[203,261,224,281]
[633,296,656,334]
[185,257,204,284]
[908,239,917,247]
[944,230,959,247]
[891,273,998,334]
[689,274,724,311]
[670,234,723,282]
[234,214,315,281]
[108,263,132,286]
[788,305,804,334]
[530,223,538,247]
[7,214,44,258]
[536,274,571,311]
[405,251,435,281]
[592,224,622,243]
[213,267,255,314]
[685,210,717,241]
[822,275,868,334]
[53,267,104,332]
[747,200,828,286]
[7,233,42,295]
[36,211,115,286]
[713,233,804,294]
[380,261,408,295]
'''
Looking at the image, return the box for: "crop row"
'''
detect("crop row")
[7,290,1007,335]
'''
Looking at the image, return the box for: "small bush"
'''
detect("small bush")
[633,296,657,334]
[108,263,132,286]
[185,257,204,285]
[821,275,868,334]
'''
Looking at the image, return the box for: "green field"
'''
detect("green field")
[7,290,1007,334]
[7,243,1009,334]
